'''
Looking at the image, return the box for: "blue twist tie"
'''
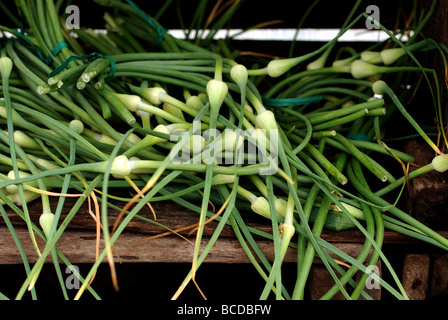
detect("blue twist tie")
[262,95,323,107]
[125,0,168,44]
[13,18,68,65]
[48,52,116,79]
[45,41,69,64]
[346,133,372,142]
[15,24,47,63]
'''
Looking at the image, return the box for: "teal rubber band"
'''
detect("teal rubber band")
[97,53,116,79]
[14,20,66,65]
[125,0,168,44]
[48,52,116,79]
[45,41,68,64]
[262,95,323,107]
[347,133,372,142]
[15,25,47,63]
[48,53,96,78]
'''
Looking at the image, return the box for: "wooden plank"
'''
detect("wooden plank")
[320,229,448,245]
[402,253,430,300]
[313,242,373,264]
[423,0,448,116]
[2,194,448,265]
[0,226,386,266]
[407,1,448,231]
[430,253,448,298]
[0,226,300,264]
[0,195,272,239]
[309,264,346,300]
[308,243,381,300]
[404,139,448,230]
[4,194,447,245]
[356,260,382,300]
[0,196,285,264]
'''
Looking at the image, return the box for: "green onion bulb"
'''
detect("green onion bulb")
[274,198,288,217]
[211,174,235,185]
[380,47,406,65]
[250,196,287,219]
[2,130,40,149]
[0,56,13,79]
[186,95,205,110]
[230,64,248,88]
[109,155,132,178]
[8,191,40,206]
[361,51,383,64]
[266,57,301,78]
[183,134,206,155]
[68,119,85,135]
[6,170,36,194]
[112,93,141,112]
[306,53,327,70]
[141,87,167,105]
[334,202,365,220]
[39,212,55,238]
[350,59,387,79]
[332,57,354,67]
[163,102,185,121]
[206,79,228,121]
[250,128,270,151]
[28,155,61,170]
[250,196,272,219]
[255,110,278,140]
[372,80,388,95]
[220,130,244,151]
[431,154,448,172]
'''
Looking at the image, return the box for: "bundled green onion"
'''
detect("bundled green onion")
[0,0,446,301]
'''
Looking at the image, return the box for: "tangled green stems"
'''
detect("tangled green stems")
[0,0,446,301]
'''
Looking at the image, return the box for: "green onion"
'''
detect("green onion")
[0,0,446,301]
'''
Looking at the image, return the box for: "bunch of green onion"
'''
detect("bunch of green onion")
[0,0,447,301]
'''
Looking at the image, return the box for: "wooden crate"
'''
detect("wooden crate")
[2,193,448,300]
